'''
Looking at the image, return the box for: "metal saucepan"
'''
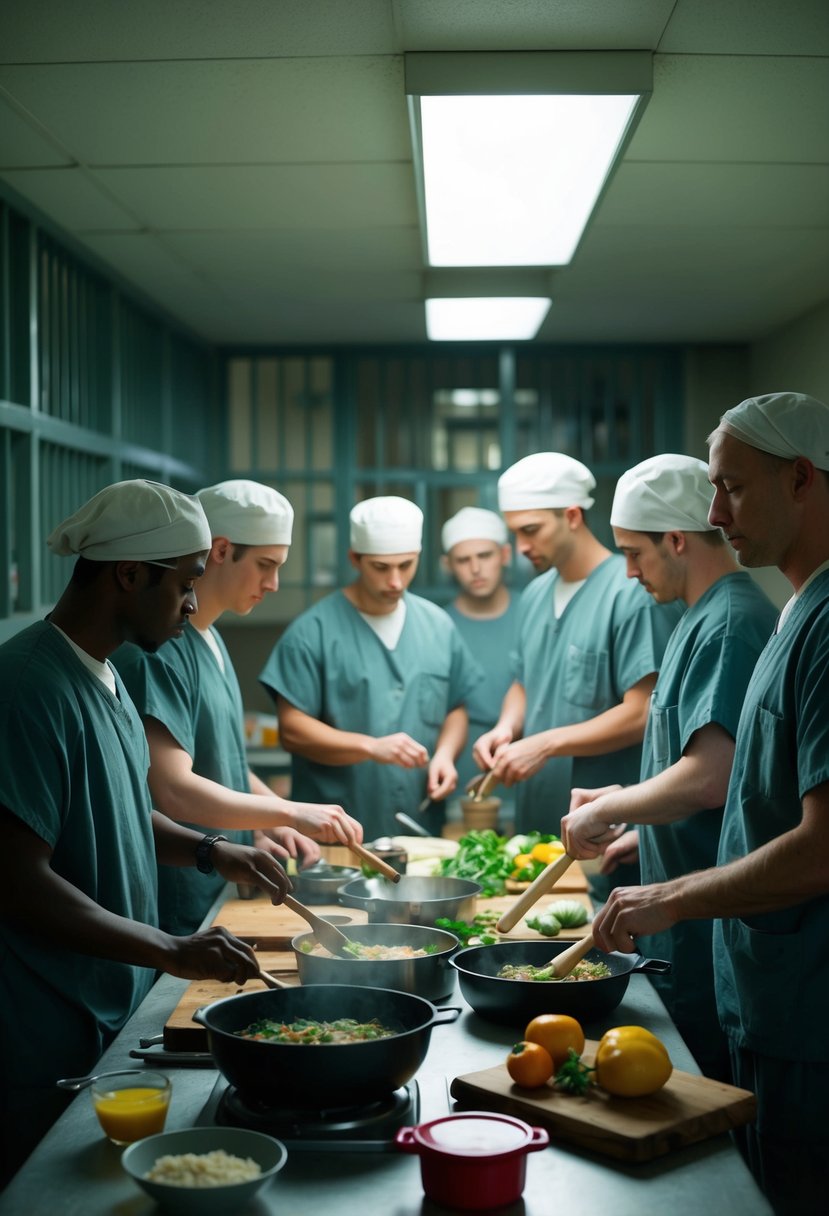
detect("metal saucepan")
[451,941,671,1026]
[292,863,361,905]
[292,923,459,1001]
[192,984,460,1108]
[337,875,481,925]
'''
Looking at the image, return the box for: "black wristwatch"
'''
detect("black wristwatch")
[195,833,228,875]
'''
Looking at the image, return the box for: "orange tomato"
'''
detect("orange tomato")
[524,1013,585,1069]
[506,1040,554,1088]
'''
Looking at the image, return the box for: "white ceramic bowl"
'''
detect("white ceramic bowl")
[121,1126,287,1214]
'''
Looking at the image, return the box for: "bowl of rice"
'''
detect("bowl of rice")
[121,1126,287,1213]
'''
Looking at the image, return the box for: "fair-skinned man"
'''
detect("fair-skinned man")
[585,394,829,1214]
[472,454,680,858]
[560,455,776,1079]
[0,480,291,1183]
[440,507,519,803]
[114,480,362,935]
[261,496,482,839]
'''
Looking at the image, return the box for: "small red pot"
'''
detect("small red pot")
[395,1111,549,1210]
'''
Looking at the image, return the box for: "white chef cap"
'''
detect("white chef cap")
[197,479,294,546]
[350,496,423,554]
[717,392,829,471]
[441,507,508,553]
[47,479,211,562]
[611,454,717,533]
[498,452,595,512]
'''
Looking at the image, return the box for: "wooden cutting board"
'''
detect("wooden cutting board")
[164,952,300,1050]
[477,892,593,941]
[451,1043,756,1163]
[209,899,368,949]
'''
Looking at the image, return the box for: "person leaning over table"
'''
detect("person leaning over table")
[585,393,829,1216]
[471,453,682,896]
[259,495,483,841]
[113,479,363,936]
[440,507,520,805]
[560,454,777,1081]
[0,480,292,1187]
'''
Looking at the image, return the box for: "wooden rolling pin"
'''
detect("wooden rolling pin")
[496,851,576,933]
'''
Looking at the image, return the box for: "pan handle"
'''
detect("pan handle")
[631,957,672,976]
[431,1006,462,1026]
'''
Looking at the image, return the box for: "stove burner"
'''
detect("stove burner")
[202,1077,420,1152]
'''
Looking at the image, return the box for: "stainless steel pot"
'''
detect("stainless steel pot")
[292,923,459,1001]
[292,862,360,905]
[337,875,480,925]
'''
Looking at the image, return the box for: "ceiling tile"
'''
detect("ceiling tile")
[0,0,398,62]
[88,164,418,230]
[660,0,829,55]
[0,57,409,165]
[161,227,423,275]
[0,166,141,229]
[0,96,71,167]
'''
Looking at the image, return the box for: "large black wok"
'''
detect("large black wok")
[193,984,460,1108]
[451,941,670,1026]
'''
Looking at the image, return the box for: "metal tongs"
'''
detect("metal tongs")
[464,769,499,803]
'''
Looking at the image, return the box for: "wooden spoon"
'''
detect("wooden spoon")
[495,851,576,933]
[546,929,596,979]
[282,893,358,957]
[346,840,401,883]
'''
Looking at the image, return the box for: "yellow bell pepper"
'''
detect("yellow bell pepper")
[530,841,565,864]
[594,1025,672,1097]
[511,853,533,873]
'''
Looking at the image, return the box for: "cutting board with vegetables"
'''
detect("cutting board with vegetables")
[451,1044,756,1163]
[163,952,299,1050]
[208,898,367,949]
[477,892,594,941]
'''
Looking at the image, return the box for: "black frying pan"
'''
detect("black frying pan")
[451,940,670,1026]
[193,984,459,1107]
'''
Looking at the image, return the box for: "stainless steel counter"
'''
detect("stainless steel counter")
[0,890,771,1216]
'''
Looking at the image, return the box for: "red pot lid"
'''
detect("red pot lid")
[410,1111,535,1159]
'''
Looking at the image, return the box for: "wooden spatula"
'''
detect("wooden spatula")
[496,851,576,933]
[282,893,359,957]
[346,840,401,882]
[546,930,596,978]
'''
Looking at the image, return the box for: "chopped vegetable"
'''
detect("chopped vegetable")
[525,912,562,937]
[497,960,612,982]
[439,829,563,894]
[235,1017,394,1044]
[554,1048,595,1096]
[435,912,500,946]
[545,900,589,928]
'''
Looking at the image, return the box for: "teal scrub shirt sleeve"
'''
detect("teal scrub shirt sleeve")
[259,622,324,716]
[116,644,198,756]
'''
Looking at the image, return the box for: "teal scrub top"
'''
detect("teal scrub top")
[714,568,829,1063]
[512,555,682,834]
[445,595,521,796]
[259,590,483,840]
[0,623,158,1110]
[114,627,252,936]
[637,573,777,1056]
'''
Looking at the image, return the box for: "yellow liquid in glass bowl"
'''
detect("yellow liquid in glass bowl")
[93,1086,170,1144]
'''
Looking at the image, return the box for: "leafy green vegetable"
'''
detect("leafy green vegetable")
[545,900,589,928]
[438,830,512,895]
[526,912,562,937]
[435,912,500,946]
[554,1048,594,1095]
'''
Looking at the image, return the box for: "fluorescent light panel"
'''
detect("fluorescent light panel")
[419,93,638,266]
[425,297,551,341]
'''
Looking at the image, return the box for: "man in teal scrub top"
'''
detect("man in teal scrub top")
[0,481,291,1185]
[260,495,483,840]
[589,393,829,1215]
[473,454,681,864]
[441,507,520,810]
[561,454,777,1079]
[114,479,363,935]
